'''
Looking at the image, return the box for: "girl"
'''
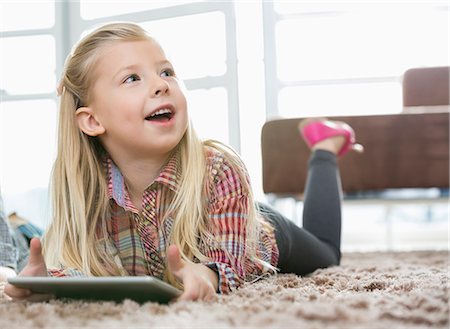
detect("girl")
[5,22,362,302]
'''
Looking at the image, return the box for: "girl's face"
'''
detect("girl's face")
[77,39,188,161]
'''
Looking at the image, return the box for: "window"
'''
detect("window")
[0,1,57,226]
[1,100,57,194]
[0,1,239,227]
[80,0,204,20]
[1,2,54,32]
[1,1,448,232]
[263,2,449,118]
[1,35,56,95]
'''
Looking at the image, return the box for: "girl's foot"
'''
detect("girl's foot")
[298,118,364,156]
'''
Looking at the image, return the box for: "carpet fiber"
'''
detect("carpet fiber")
[1,250,448,328]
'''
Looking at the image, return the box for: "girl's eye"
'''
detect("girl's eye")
[161,68,175,77]
[124,74,140,84]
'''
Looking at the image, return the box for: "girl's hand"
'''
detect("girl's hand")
[4,238,49,300]
[167,245,218,302]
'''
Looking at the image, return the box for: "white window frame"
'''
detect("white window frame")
[261,1,449,119]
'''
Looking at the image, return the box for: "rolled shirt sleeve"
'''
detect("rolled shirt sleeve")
[47,268,87,277]
[201,150,267,294]
[203,195,250,293]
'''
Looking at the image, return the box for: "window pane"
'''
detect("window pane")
[80,0,204,20]
[274,2,447,15]
[141,12,226,80]
[274,2,353,14]
[0,35,56,95]
[276,6,449,81]
[278,82,402,118]
[187,88,228,144]
[1,100,57,194]
[1,1,54,32]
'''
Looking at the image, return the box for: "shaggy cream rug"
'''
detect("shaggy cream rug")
[0,250,448,329]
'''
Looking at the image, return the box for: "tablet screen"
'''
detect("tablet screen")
[8,276,182,303]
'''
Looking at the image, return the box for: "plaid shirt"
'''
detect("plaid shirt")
[50,148,279,293]
[0,191,17,270]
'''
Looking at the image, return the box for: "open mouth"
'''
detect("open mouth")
[145,108,174,122]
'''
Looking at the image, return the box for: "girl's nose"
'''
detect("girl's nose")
[152,77,169,97]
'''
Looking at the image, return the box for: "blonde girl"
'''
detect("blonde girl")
[5,22,361,302]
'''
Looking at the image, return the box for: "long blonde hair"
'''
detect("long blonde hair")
[43,22,273,281]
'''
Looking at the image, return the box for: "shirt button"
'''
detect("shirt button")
[145,205,151,210]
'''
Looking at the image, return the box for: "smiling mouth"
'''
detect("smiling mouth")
[145,108,174,122]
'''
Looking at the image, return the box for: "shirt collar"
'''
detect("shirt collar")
[106,150,181,209]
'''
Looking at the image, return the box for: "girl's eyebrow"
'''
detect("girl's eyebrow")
[113,64,140,79]
[157,59,172,66]
[113,60,172,79]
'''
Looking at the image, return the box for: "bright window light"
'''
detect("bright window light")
[0,100,57,194]
[80,0,205,20]
[278,82,403,117]
[276,6,449,82]
[187,87,229,144]
[274,1,447,16]
[0,1,54,32]
[0,35,56,95]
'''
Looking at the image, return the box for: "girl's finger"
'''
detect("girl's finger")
[28,238,46,270]
[177,279,216,302]
[176,277,199,301]
[167,245,185,278]
[201,284,217,302]
[205,289,218,302]
[3,284,32,299]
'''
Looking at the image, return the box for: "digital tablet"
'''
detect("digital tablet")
[8,276,182,303]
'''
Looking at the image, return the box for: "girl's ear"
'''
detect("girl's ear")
[75,107,106,136]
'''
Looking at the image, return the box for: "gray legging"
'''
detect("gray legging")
[259,149,342,275]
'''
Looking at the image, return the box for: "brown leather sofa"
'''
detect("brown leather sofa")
[261,112,449,199]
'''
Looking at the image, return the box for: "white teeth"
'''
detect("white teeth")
[150,108,172,117]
